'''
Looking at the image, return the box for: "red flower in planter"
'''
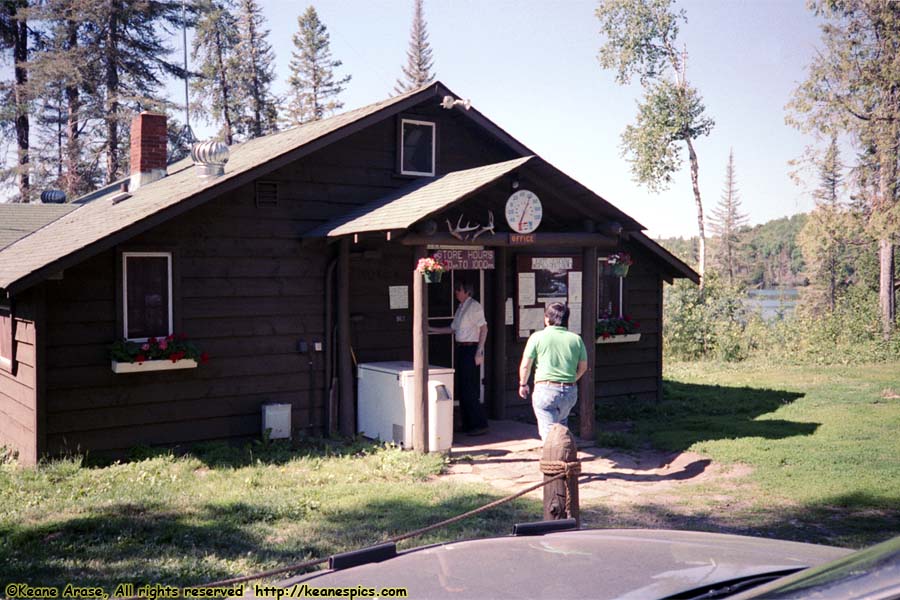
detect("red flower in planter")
[200,352,209,364]
[601,332,611,339]
[616,326,625,334]
[109,335,205,366]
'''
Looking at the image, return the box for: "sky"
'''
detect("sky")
[78,1,834,238]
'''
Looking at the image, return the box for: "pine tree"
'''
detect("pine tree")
[797,137,861,312]
[76,0,190,183]
[1,0,31,202]
[788,1,900,336]
[25,0,99,198]
[191,0,241,144]
[286,6,350,125]
[394,0,434,94]
[708,149,748,284]
[233,0,278,138]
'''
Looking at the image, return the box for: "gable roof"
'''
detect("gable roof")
[308,156,533,238]
[0,80,695,293]
[0,81,528,294]
[0,203,79,251]
[307,154,646,239]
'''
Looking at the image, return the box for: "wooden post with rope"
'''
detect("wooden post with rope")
[539,424,581,527]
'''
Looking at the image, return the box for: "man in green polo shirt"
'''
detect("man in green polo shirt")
[518,302,587,440]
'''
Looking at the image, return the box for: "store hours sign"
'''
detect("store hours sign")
[431,249,495,270]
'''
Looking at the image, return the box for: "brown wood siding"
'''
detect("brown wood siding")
[41,99,520,456]
[0,289,41,464]
[593,244,664,417]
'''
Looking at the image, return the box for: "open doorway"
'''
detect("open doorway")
[428,269,485,404]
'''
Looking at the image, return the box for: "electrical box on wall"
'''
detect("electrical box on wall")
[262,403,292,439]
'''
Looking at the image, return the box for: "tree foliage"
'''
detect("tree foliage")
[191,0,241,145]
[788,0,900,335]
[621,79,713,192]
[233,0,278,138]
[286,5,350,125]
[597,0,714,285]
[394,0,435,94]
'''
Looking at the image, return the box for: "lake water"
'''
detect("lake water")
[744,288,799,320]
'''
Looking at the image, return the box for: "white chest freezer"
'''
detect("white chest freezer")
[357,361,454,452]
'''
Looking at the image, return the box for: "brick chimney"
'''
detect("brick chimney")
[129,112,168,190]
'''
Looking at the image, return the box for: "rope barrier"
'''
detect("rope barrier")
[113,471,570,599]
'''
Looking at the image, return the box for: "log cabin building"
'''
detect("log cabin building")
[0,82,697,464]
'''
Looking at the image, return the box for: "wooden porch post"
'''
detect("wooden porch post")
[338,237,354,437]
[579,246,598,440]
[412,245,429,452]
[491,247,507,420]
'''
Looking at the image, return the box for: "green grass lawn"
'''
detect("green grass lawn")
[596,360,900,547]
[0,441,540,590]
[3,361,898,589]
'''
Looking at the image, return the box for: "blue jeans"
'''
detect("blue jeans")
[532,382,578,440]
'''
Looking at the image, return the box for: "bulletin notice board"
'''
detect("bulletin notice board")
[516,255,583,339]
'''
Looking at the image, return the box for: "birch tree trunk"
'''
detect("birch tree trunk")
[686,136,706,290]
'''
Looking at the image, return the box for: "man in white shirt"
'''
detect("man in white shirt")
[428,281,489,435]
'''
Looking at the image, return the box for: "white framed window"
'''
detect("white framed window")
[400,118,436,176]
[122,252,172,341]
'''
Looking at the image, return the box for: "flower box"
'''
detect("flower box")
[596,333,641,344]
[111,358,198,374]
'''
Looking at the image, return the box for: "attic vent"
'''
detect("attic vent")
[255,182,279,208]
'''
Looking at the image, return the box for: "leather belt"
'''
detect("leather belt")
[456,341,479,346]
[535,380,576,386]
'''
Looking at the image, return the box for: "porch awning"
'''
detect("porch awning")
[305,156,533,238]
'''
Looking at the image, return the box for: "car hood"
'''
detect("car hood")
[277,529,851,600]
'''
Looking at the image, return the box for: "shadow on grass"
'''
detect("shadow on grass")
[0,492,542,590]
[81,437,390,470]
[582,490,900,549]
[0,501,326,589]
[599,380,817,455]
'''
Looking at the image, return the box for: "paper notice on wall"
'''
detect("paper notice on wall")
[505,297,514,325]
[520,307,545,332]
[519,272,536,305]
[388,286,408,310]
[533,257,573,271]
[568,271,583,303]
[569,303,582,335]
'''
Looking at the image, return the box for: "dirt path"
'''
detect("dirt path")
[441,420,749,508]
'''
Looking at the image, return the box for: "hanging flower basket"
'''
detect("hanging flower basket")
[608,252,634,278]
[416,256,448,284]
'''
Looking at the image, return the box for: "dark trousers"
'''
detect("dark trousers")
[455,345,488,431]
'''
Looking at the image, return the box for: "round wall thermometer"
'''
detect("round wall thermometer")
[505,190,543,234]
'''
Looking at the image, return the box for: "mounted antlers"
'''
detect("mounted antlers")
[446,211,495,241]
[472,211,495,240]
